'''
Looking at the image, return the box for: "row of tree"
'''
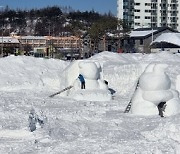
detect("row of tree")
[0,6,128,39]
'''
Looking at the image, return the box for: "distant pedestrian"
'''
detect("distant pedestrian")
[78,74,85,89]
[158,102,166,117]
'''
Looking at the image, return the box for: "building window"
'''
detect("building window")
[145,3,151,6]
[151,4,157,9]
[135,23,140,26]
[145,10,151,13]
[135,16,140,19]
[135,3,140,5]
[145,16,151,19]
[134,9,140,12]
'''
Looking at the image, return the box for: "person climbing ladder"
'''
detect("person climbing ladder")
[78,74,85,89]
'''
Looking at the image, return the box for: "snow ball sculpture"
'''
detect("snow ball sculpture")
[71,61,111,101]
[77,61,107,90]
[131,63,180,116]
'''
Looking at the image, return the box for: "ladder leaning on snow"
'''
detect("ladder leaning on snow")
[124,80,139,113]
[49,86,73,97]
[124,101,132,113]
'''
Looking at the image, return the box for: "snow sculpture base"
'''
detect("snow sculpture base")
[71,89,112,101]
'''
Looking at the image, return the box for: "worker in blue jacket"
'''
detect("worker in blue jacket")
[78,74,85,89]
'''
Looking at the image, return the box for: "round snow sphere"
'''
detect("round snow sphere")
[139,73,171,91]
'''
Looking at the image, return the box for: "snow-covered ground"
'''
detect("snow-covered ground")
[1,52,180,153]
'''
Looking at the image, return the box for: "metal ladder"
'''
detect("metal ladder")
[124,80,139,113]
[49,86,73,97]
[124,101,132,113]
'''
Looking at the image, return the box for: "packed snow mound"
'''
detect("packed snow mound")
[90,51,180,65]
[140,51,180,62]
[131,63,180,116]
[89,51,143,65]
[59,60,111,101]
[0,55,68,91]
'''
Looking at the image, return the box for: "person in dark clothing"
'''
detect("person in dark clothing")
[78,74,85,89]
[104,80,108,85]
[158,102,166,117]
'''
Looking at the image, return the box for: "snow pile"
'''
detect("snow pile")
[140,51,180,62]
[131,63,180,116]
[89,51,143,65]
[0,55,68,91]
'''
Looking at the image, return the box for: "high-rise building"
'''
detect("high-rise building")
[117,0,180,31]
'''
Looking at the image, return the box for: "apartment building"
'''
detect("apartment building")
[117,0,180,31]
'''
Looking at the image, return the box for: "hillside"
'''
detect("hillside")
[0,6,118,37]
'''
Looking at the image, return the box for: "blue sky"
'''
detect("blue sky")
[0,0,117,15]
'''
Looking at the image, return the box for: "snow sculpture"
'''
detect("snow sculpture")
[77,61,107,90]
[131,63,180,116]
[72,61,111,101]
[60,60,111,101]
